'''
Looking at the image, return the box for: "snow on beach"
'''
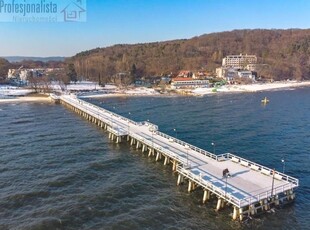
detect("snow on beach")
[191,81,310,95]
[1,81,310,103]
[0,82,160,102]
[79,87,160,98]
[0,85,34,97]
[71,82,160,98]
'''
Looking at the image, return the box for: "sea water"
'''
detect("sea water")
[0,88,309,229]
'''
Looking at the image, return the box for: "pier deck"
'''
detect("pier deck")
[58,94,299,220]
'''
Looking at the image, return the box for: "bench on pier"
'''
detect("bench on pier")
[240,160,249,167]
[232,157,262,172]
[231,157,240,163]
[250,164,260,171]
[261,168,271,176]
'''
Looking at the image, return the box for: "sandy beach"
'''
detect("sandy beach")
[0,95,51,103]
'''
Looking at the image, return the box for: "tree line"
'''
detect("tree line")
[68,29,310,83]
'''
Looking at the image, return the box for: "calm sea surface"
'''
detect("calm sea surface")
[0,88,309,229]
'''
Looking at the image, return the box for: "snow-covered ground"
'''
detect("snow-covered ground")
[0,85,34,97]
[0,82,160,101]
[1,80,310,101]
[191,81,310,95]
[80,86,160,98]
[49,81,109,91]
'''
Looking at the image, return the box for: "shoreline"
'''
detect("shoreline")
[0,95,51,103]
[1,81,310,102]
[191,81,310,96]
[81,81,310,98]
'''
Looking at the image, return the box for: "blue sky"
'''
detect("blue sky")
[1,0,310,57]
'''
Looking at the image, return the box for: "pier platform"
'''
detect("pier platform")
[57,94,299,221]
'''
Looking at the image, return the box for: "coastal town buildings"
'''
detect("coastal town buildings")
[216,54,257,82]
[177,70,192,78]
[171,77,209,89]
[7,68,63,85]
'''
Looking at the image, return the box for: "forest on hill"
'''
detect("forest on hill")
[69,29,310,83]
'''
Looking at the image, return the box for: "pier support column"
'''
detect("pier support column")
[287,189,295,200]
[164,156,169,166]
[232,206,239,220]
[127,135,130,141]
[148,148,152,157]
[155,152,161,161]
[221,200,225,208]
[116,136,121,143]
[275,195,280,206]
[130,138,135,146]
[203,190,210,204]
[216,198,222,211]
[142,145,146,152]
[239,208,244,221]
[188,180,194,193]
[263,199,269,211]
[177,174,184,185]
[136,141,140,149]
[172,160,177,171]
[249,204,256,216]
[203,190,207,204]
[108,133,112,139]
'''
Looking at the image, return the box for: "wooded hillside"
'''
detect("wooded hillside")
[0,58,11,80]
[70,29,310,82]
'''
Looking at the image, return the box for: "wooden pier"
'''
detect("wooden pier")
[57,94,299,221]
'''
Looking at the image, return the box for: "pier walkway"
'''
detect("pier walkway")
[58,94,299,221]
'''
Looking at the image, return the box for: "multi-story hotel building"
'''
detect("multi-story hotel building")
[222,54,257,69]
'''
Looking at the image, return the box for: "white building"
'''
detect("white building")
[19,70,31,82]
[8,69,17,79]
[222,54,257,69]
[216,68,255,82]
[238,70,255,80]
[171,78,209,89]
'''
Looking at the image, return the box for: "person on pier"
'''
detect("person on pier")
[223,168,231,178]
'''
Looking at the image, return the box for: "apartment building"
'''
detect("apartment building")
[222,54,257,69]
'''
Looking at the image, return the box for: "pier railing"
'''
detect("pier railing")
[238,182,296,207]
[154,131,218,160]
[220,153,299,186]
[62,95,140,127]
[177,163,297,208]
[63,95,219,162]
[130,132,188,166]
